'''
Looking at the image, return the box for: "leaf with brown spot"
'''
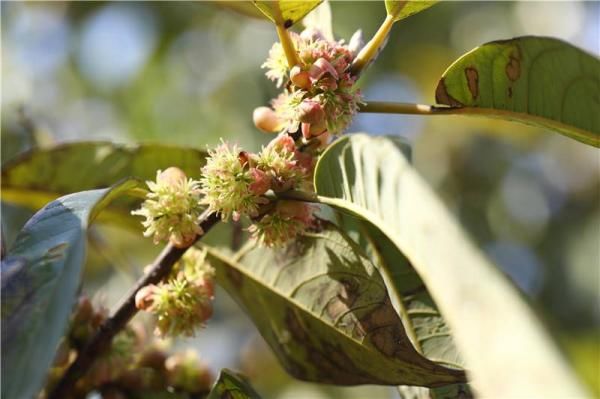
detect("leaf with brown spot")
[435,36,600,147]
[313,134,589,397]
[205,223,466,387]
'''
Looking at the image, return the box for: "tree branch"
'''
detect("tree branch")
[47,210,220,399]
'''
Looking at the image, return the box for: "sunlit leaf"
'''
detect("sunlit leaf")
[253,0,322,27]
[1,142,208,228]
[207,369,262,399]
[206,223,466,387]
[385,0,439,22]
[1,180,140,399]
[313,134,589,397]
[435,36,600,147]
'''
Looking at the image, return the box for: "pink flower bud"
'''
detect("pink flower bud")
[301,121,327,139]
[253,106,282,133]
[290,65,311,90]
[248,168,271,196]
[157,167,187,187]
[135,285,159,311]
[309,57,339,81]
[298,100,325,125]
[267,134,296,153]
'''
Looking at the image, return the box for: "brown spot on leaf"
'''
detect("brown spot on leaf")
[435,79,464,107]
[506,49,521,81]
[284,19,293,29]
[508,87,513,98]
[464,67,479,99]
[285,308,309,342]
[225,267,243,290]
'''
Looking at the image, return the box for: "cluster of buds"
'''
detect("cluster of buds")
[135,248,215,338]
[42,297,213,398]
[132,167,203,248]
[199,134,317,246]
[255,27,364,140]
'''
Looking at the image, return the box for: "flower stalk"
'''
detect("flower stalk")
[276,24,301,68]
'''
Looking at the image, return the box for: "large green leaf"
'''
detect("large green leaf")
[253,0,322,27]
[385,1,439,22]
[205,223,466,387]
[312,134,588,397]
[1,180,139,399]
[1,142,208,227]
[207,369,262,399]
[435,36,600,147]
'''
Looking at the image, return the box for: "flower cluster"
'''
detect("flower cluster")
[42,297,213,398]
[132,167,203,248]
[199,134,316,246]
[256,28,363,138]
[135,248,215,338]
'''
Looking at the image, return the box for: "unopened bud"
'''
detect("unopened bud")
[309,57,339,81]
[290,66,311,90]
[135,285,159,311]
[298,100,325,125]
[248,168,271,196]
[157,167,187,187]
[253,106,282,133]
[267,134,296,153]
[301,121,327,139]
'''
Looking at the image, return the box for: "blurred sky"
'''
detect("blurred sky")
[2,2,599,397]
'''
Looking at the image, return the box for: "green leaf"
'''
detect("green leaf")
[1,180,139,399]
[385,1,439,22]
[1,142,207,228]
[253,0,322,27]
[435,36,600,147]
[334,214,464,370]
[205,223,466,387]
[207,369,262,399]
[313,134,589,397]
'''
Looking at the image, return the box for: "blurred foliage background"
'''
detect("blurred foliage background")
[2,1,599,397]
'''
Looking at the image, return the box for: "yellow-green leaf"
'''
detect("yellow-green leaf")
[385,1,439,22]
[435,36,600,147]
[253,0,322,27]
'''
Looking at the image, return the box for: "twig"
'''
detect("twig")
[47,211,220,399]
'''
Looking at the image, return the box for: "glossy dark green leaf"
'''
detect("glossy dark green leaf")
[1,142,208,228]
[207,369,262,399]
[435,36,600,147]
[253,0,322,27]
[206,223,466,387]
[313,134,588,397]
[385,1,439,22]
[1,180,139,399]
